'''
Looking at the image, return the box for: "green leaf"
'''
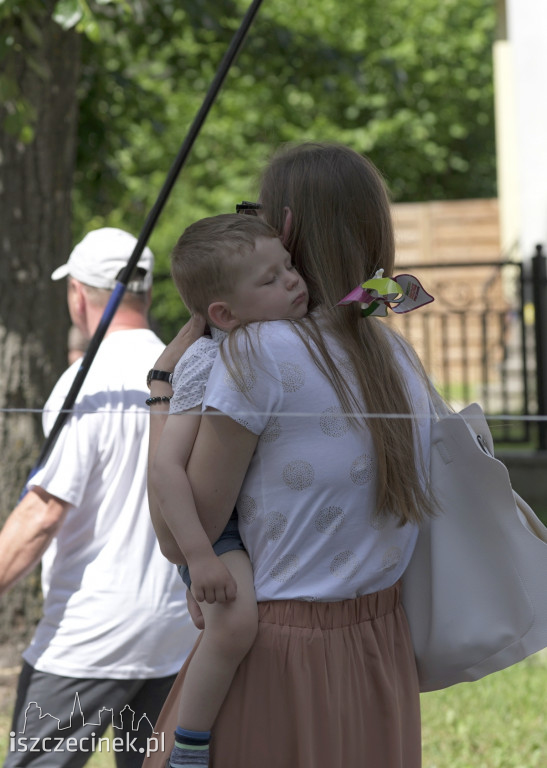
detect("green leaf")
[52,0,83,30]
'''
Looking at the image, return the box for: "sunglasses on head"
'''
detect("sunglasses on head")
[236,201,263,216]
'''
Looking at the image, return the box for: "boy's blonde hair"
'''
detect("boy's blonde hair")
[171,214,278,317]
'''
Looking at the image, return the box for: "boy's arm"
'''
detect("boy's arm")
[151,410,238,603]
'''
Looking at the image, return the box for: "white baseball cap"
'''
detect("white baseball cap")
[51,227,154,292]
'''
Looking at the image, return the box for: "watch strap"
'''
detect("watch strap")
[147,369,173,388]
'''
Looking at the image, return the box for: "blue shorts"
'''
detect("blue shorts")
[178,512,245,589]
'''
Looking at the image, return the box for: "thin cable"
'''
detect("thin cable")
[5,407,547,422]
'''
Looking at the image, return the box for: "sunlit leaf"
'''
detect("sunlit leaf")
[52,0,83,30]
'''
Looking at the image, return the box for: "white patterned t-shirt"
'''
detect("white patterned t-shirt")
[203,319,431,602]
[170,327,227,414]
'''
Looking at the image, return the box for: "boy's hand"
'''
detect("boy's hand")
[189,555,237,604]
[186,589,205,630]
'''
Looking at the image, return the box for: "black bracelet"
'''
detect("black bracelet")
[145,395,172,406]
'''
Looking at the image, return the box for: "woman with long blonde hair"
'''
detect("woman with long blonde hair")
[146,142,434,768]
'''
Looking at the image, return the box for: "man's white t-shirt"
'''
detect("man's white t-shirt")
[203,320,431,603]
[24,329,199,679]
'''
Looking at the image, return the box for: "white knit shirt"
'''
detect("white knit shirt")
[170,327,227,414]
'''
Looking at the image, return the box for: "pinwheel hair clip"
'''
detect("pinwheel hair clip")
[337,269,434,317]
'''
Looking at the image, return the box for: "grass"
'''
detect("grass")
[420,650,547,767]
[1,651,545,767]
[534,506,547,526]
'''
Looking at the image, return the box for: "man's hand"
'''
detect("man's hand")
[189,554,237,604]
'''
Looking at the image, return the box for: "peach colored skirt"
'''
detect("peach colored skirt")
[143,582,421,768]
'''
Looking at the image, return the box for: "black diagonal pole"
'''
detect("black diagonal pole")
[25,0,264,490]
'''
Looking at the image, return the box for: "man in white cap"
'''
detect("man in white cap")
[0,228,198,768]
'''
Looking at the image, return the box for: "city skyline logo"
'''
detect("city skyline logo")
[10,693,164,757]
[16,693,156,734]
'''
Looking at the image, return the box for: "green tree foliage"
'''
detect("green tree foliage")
[2,0,498,337]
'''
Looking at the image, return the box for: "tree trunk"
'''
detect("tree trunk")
[0,3,81,649]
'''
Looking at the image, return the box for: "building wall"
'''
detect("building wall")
[498,0,547,260]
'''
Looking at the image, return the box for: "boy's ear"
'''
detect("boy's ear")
[207,301,240,331]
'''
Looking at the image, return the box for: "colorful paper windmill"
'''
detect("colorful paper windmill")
[337,269,434,317]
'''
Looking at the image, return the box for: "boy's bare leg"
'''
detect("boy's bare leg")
[179,550,257,729]
[167,550,256,767]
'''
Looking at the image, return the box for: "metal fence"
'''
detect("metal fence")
[391,248,547,448]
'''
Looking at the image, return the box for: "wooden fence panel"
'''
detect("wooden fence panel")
[388,199,527,412]
[392,198,501,265]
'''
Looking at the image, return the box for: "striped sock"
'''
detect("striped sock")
[168,727,210,767]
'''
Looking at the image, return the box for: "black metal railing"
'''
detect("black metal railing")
[392,251,546,448]
[531,245,547,449]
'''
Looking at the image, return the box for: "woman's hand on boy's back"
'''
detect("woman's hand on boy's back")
[154,314,207,372]
[189,553,237,604]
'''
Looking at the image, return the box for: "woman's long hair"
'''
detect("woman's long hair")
[259,142,435,525]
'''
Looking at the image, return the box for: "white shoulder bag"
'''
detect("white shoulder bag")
[401,401,547,692]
